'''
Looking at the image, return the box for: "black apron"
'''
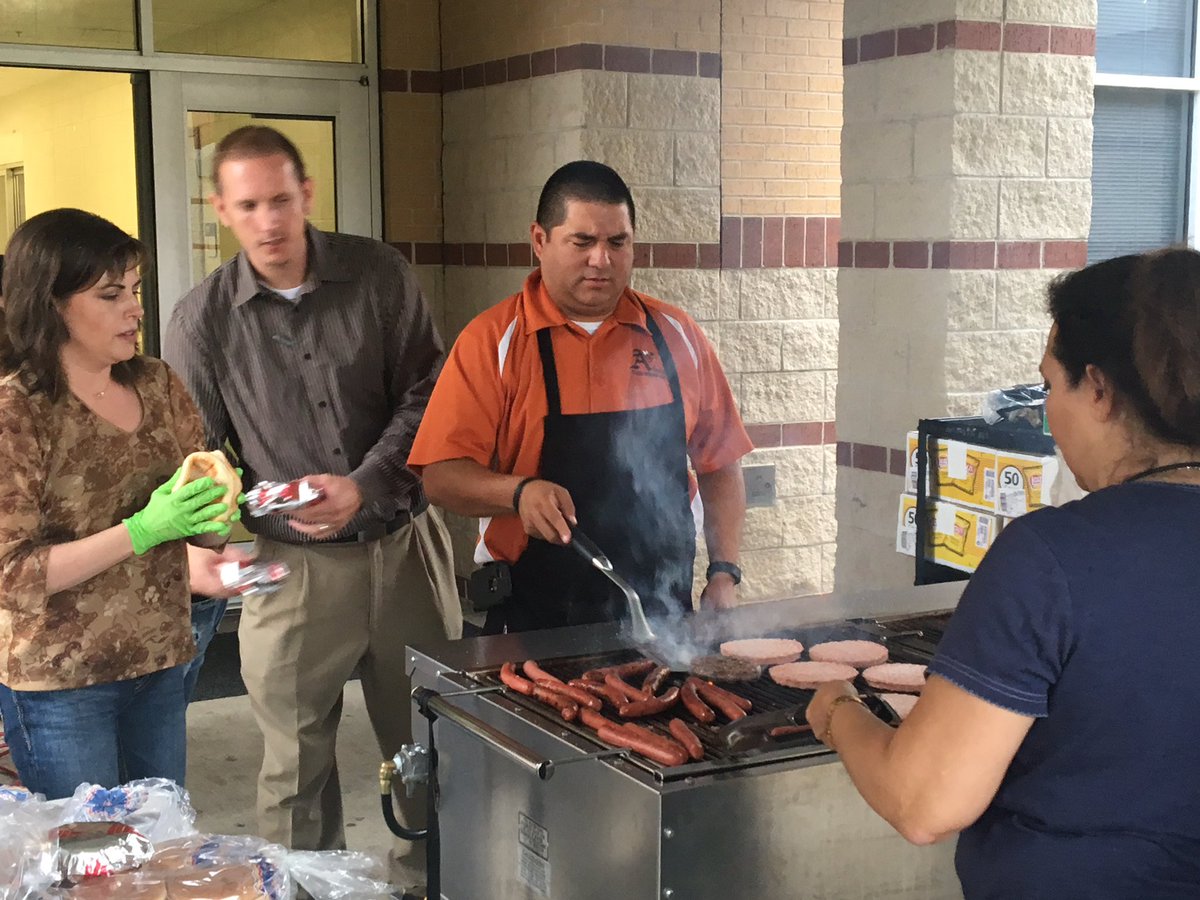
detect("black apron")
[487,305,696,633]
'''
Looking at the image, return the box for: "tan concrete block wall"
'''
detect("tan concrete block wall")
[382,93,443,243]
[444,71,719,246]
[378,0,443,251]
[441,0,719,68]
[720,265,839,602]
[834,2,1097,592]
[379,0,441,69]
[721,0,844,216]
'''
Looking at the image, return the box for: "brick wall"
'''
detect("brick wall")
[721,0,843,218]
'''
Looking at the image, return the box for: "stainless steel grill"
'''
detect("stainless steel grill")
[403,583,968,900]
[466,616,938,781]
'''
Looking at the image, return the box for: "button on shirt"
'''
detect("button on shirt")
[164,225,445,544]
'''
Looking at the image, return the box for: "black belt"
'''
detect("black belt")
[328,498,427,544]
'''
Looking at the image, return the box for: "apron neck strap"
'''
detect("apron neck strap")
[640,302,683,405]
[536,327,563,414]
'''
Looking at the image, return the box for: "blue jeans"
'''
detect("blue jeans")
[183,596,228,703]
[0,665,187,800]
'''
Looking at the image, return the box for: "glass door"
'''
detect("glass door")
[149,71,377,348]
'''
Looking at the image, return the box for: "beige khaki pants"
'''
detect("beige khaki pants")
[239,507,462,853]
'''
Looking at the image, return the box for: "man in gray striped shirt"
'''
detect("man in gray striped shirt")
[163,126,461,865]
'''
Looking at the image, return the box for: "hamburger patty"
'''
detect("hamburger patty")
[688,654,762,682]
[808,640,889,668]
[880,692,919,720]
[862,663,927,693]
[768,661,858,689]
[718,638,805,666]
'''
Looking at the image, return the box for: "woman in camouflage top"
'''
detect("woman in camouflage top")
[0,209,241,799]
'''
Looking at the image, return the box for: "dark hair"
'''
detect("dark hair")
[1047,247,1200,445]
[212,125,307,192]
[0,208,147,401]
[535,160,636,232]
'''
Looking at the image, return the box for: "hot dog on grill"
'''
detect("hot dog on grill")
[534,679,602,710]
[694,677,752,711]
[612,659,657,679]
[642,665,671,695]
[500,662,534,696]
[680,678,716,723]
[622,722,691,766]
[597,724,688,767]
[669,718,704,761]
[523,660,564,686]
[531,685,579,721]
[571,679,626,709]
[605,672,651,703]
[582,658,654,683]
[578,707,616,731]
[690,678,748,721]
[618,686,681,718]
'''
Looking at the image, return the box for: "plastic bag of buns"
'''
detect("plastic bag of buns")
[143,835,291,900]
[0,786,62,900]
[55,872,169,898]
[47,835,289,900]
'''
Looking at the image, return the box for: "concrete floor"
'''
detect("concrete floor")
[185,682,421,894]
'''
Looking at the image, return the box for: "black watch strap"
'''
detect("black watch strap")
[706,560,742,585]
[512,476,539,512]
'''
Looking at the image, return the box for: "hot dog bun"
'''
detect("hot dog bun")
[174,450,242,522]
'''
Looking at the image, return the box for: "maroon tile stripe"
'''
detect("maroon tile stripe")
[746,421,838,449]
[721,216,840,268]
[843,20,1095,66]
[379,68,442,93]
[838,239,1087,270]
[381,44,721,94]
[836,441,907,476]
[390,217,842,269]
[390,241,721,269]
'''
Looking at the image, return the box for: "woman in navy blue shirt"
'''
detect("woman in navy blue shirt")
[807,248,1200,899]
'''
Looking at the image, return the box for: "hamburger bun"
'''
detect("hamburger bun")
[174,450,242,547]
[166,862,270,899]
[65,875,169,899]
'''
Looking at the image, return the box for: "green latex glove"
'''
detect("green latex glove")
[124,467,233,556]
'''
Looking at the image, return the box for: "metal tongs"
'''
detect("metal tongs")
[569,528,656,643]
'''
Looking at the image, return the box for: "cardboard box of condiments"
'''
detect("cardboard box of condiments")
[896,493,1000,573]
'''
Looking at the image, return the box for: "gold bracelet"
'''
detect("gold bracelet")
[822,693,868,749]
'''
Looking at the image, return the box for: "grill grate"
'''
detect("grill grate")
[870,610,955,659]
[469,621,936,781]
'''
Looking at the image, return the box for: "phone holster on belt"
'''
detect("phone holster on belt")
[468,561,512,611]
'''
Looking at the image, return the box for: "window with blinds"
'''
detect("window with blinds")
[1091,1,1198,262]
[1089,88,1191,263]
[1096,0,1195,77]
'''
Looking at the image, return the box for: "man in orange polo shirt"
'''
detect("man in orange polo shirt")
[409,161,752,632]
